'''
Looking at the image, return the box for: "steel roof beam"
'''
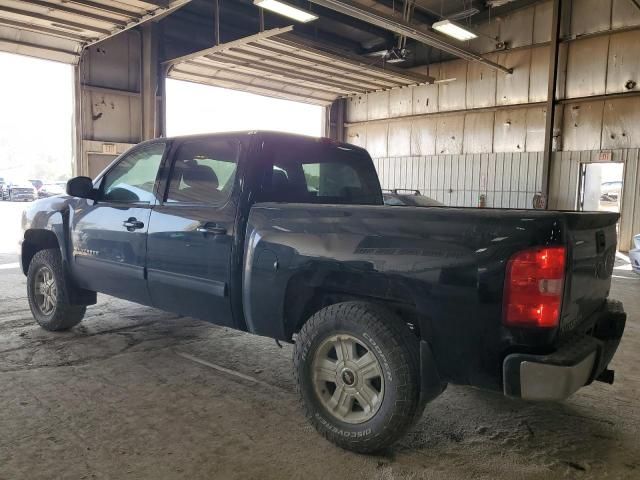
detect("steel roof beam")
[305,0,512,74]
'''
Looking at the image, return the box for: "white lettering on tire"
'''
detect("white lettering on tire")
[362,332,392,382]
[315,413,372,437]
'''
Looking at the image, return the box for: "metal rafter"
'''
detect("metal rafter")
[305,0,513,74]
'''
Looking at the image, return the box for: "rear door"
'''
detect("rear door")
[71,141,166,305]
[146,136,242,327]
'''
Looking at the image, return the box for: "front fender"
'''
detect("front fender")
[20,196,73,273]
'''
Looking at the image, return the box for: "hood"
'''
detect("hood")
[11,181,36,188]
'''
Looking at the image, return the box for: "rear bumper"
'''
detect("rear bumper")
[503,300,626,401]
[10,192,36,201]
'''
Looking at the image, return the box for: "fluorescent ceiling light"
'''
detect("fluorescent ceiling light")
[432,19,478,41]
[254,0,318,23]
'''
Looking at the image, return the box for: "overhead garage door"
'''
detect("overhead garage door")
[0,0,191,63]
[166,27,434,105]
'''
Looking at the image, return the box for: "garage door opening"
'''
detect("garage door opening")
[165,79,324,138]
[0,52,74,254]
[0,52,74,182]
[578,162,625,213]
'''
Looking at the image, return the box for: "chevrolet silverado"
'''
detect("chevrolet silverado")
[20,131,626,453]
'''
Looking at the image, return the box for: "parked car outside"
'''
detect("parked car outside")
[383,188,443,207]
[29,179,44,193]
[38,182,66,198]
[0,177,6,200]
[6,179,38,202]
[630,234,640,275]
[600,180,623,202]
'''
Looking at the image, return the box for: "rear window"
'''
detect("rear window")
[261,140,382,205]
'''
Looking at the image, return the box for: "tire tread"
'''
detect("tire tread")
[27,249,86,331]
[293,301,422,453]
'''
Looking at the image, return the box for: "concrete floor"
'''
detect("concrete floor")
[1,201,639,480]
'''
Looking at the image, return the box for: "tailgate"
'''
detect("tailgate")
[559,212,619,335]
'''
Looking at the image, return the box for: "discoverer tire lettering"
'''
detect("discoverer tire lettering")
[294,301,423,453]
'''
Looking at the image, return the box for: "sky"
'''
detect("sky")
[0,52,323,182]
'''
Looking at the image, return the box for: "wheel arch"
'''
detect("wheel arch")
[282,269,422,341]
[21,229,62,275]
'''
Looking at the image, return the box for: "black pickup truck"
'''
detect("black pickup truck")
[20,131,626,453]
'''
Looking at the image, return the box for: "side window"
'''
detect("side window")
[100,143,166,203]
[260,141,381,205]
[166,138,239,205]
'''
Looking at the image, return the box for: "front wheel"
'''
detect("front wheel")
[27,249,86,331]
[293,301,423,453]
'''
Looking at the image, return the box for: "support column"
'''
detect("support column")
[141,23,160,140]
[327,98,346,142]
[72,62,83,176]
[541,0,562,204]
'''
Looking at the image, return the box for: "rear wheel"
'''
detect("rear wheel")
[27,249,86,331]
[294,301,423,453]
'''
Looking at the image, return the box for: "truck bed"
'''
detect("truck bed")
[242,203,618,390]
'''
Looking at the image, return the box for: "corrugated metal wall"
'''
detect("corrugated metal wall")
[549,149,640,251]
[372,149,639,250]
[373,152,543,209]
[344,0,640,250]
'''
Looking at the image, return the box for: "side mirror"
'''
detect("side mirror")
[66,176,95,199]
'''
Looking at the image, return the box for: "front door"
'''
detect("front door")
[70,141,167,305]
[146,136,241,327]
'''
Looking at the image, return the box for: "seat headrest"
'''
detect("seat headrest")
[182,164,218,190]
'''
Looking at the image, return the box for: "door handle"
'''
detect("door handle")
[196,223,227,236]
[123,217,145,231]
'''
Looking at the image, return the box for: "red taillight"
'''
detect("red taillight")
[503,246,566,328]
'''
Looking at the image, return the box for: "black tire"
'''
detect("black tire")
[27,249,86,331]
[294,301,422,453]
